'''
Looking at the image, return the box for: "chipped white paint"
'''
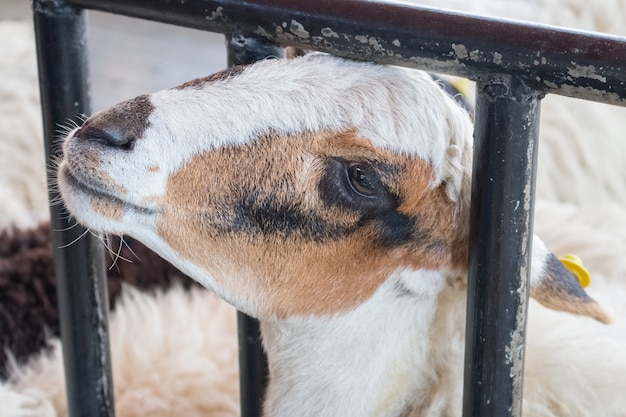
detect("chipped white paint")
[493,52,503,65]
[469,50,480,62]
[254,25,273,40]
[568,63,607,83]
[392,39,401,47]
[321,27,339,38]
[289,20,309,39]
[205,6,223,21]
[355,35,369,43]
[452,43,468,59]
[368,37,385,52]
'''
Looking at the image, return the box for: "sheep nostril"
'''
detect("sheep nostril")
[75,125,136,150]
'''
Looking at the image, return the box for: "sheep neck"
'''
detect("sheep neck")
[258,269,448,417]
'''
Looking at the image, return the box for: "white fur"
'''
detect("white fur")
[3,0,626,415]
[57,53,474,311]
[2,286,239,417]
[61,54,470,230]
[0,21,48,230]
[5,208,626,417]
[260,270,444,417]
[54,54,620,416]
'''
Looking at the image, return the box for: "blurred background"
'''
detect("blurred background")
[2,0,227,111]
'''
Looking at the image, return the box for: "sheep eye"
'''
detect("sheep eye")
[346,162,378,197]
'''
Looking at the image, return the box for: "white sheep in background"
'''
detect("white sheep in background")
[0,21,49,231]
[47,53,623,417]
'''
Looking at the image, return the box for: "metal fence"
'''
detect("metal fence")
[32,1,626,416]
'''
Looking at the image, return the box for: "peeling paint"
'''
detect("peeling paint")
[452,43,468,59]
[355,35,369,43]
[567,63,607,83]
[408,55,466,74]
[557,83,624,104]
[469,50,480,62]
[289,20,310,39]
[321,27,339,38]
[493,52,503,65]
[205,6,223,21]
[392,39,401,47]
[368,37,385,52]
[255,26,273,40]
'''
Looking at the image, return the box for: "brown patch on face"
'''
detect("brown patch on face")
[531,254,613,324]
[91,198,124,221]
[173,66,247,90]
[156,130,466,318]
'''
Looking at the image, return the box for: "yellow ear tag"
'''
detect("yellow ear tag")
[559,254,591,288]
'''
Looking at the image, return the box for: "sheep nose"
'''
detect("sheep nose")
[75,124,136,150]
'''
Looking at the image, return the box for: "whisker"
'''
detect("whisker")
[53,221,81,233]
[121,236,142,262]
[57,226,91,249]
[103,234,134,270]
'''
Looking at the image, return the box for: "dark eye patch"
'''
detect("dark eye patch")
[318,158,418,247]
[226,192,351,242]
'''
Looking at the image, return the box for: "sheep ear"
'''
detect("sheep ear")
[530,236,613,324]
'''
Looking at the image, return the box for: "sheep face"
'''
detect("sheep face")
[58,54,609,323]
[58,54,473,318]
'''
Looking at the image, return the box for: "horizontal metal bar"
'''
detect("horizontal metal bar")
[463,75,541,417]
[32,1,116,417]
[67,0,626,106]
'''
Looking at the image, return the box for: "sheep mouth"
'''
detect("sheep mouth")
[61,165,157,216]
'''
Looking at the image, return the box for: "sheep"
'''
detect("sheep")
[51,53,624,417]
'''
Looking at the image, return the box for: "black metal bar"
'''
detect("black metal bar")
[64,0,626,106]
[227,33,283,417]
[463,75,541,417]
[33,2,115,417]
[236,313,269,417]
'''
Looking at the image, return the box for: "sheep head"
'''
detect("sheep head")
[57,54,609,323]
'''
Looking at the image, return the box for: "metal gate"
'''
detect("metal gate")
[32,1,626,416]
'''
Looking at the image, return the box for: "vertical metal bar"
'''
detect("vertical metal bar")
[463,75,541,417]
[226,32,284,417]
[33,2,115,417]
